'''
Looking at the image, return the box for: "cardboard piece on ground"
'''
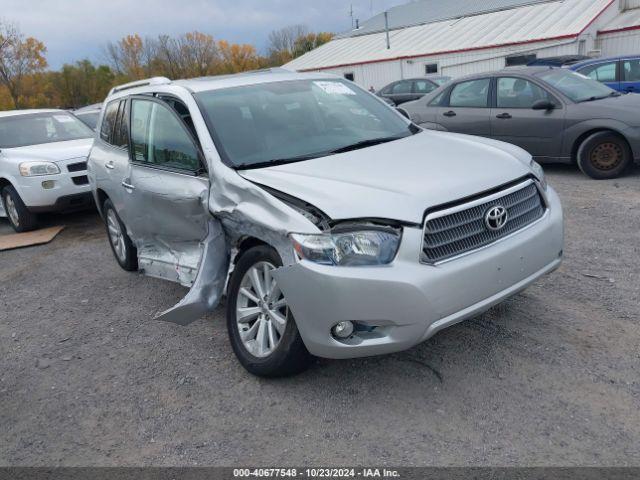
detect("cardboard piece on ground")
[0,226,65,251]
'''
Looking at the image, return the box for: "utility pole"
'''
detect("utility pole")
[350,4,354,29]
[384,11,391,49]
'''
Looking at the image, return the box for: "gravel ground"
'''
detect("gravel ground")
[1,165,639,467]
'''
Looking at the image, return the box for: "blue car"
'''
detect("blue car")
[570,55,640,94]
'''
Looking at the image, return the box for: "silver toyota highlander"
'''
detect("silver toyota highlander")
[88,69,564,377]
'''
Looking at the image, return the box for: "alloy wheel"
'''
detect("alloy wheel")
[106,209,127,263]
[236,261,288,358]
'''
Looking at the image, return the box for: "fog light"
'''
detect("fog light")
[331,321,354,339]
[41,180,55,189]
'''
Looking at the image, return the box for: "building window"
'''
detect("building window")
[344,72,355,81]
[505,54,537,67]
[425,63,438,74]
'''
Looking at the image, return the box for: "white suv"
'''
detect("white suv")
[89,71,563,377]
[0,109,95,232]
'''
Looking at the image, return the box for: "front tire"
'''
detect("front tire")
[226,245,313,377]
[577,132,631,180]
[103,199,137,271]
[2,185,38,232]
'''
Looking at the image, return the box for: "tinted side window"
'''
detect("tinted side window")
[449,79,490,108]
[414,80,436,94]
[497,77,554,108]
[100,101,119,143]
[623,59,640,82]
[578,62,617,82]
[112,101,129,149]
[130,99,199,172]
[391,81,412,94]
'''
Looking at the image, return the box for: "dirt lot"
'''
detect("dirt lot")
[1,165,639,466]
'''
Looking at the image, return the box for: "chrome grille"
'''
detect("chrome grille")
[421,181,545,264]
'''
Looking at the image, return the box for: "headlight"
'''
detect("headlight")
[530,159,547,190]
[19,161,60,177]
[290,229,401,266]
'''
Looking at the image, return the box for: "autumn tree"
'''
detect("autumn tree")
[217,41,262,74]
[0,21,47,108]
[104,34,153,80]
[292,32,333,58]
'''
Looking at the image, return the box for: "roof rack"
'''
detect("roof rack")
[109,77,172,96]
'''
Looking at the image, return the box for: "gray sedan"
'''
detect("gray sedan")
[400,67,640,179]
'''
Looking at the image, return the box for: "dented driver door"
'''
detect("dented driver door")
[125,96,228,324]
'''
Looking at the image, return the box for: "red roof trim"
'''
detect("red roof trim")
[598,24,640,35]
[299,0,616,72]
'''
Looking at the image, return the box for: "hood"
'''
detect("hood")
[2,138,93,163]
[239,130,532,224]
[575,94,640,127]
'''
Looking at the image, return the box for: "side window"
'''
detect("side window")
[623,59,640,82]
[391,81,412,94]
[130,99,200,172]
[100,101,119,143]
[112,100,129,149]
[497,77,554,108]
[449,78,490,108]
[414,80,436,94]
[578,62,617,82]
[429,90,446,106]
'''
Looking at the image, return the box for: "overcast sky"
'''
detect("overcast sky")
[2,0,408,69]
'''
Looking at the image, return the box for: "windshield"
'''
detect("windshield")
[535,69,616,102]
[195,79,415,169]
[74,111,100,130]
[431,77,451,86]
[0,112,93,148]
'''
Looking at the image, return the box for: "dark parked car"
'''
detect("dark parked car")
[527,55,591,67]
[569,55,640,94]
[72,103,102,130]
[400,67,640,179]
[377,76,451,105]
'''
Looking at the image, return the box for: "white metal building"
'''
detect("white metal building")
[285,0,640,89]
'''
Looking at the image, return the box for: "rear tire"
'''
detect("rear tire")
[226,245,313,377]
[577,132,631,180]
[1,185,38,233]
[103,199,137,271]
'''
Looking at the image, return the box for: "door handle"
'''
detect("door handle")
[496,113,512,119]
[121,181,135,190]
[105,161,115,170]
[443,110,456,117]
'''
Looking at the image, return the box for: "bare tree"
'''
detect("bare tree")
[267,24,308,64]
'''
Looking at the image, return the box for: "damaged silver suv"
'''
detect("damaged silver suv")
[88,70,563,377]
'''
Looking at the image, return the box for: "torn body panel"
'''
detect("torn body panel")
[155,219,229,325]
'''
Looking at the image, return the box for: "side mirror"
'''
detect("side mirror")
[532,99,555,111]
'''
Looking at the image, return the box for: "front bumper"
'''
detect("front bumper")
[273,186,564,359]
[14,158,92,212]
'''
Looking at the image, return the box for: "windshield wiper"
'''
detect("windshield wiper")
[328,134,409,155]
[233,131,416,170]
[233,152,328,170]
[579,91,620,102]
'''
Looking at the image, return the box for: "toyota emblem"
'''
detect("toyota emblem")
[485,205,508,231]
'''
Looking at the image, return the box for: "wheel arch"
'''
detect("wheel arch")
[95,188,110,217]
[570,128,632,163]
[0,177,13,192]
